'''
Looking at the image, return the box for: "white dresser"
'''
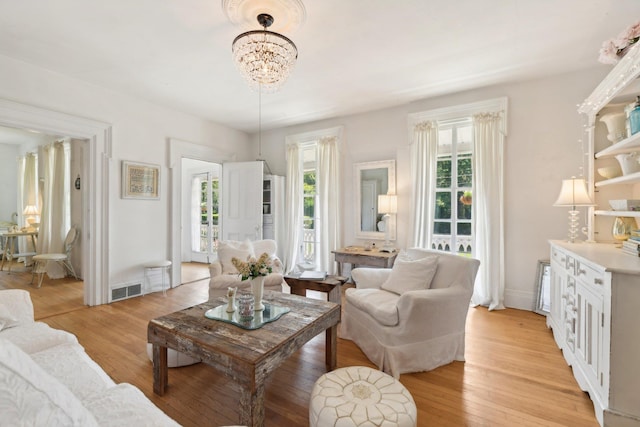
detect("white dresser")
[549,241,640,426]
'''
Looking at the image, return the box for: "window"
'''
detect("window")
[432,119,473,255]
[302,145,319,265]
[285,126,342,273]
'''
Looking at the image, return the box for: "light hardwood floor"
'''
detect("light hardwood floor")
[0,261,598,426]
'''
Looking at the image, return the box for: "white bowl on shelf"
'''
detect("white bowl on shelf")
[597,166,622,179]
[609,199,640,211]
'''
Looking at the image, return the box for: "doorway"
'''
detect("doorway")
[0,127,86,284]
[169,138,264,288]
[0,98,110,306]
[182,159,221,265]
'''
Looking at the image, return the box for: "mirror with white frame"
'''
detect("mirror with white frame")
[354,160,396,241]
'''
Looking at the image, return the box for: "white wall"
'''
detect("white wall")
[0,54,251,292]
[0,143,18,223]
[253,66,609,310]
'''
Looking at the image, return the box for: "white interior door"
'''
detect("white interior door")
[222,161,263,241]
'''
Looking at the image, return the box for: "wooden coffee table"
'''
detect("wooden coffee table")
[147,291,340,427]
[284,274,348,305]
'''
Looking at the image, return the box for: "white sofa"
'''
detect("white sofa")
[0,289,179,427]
[209,239,285,299]
[340,248,480,378]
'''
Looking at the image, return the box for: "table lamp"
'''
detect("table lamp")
[378,194,397,253]
[553,177,594,243]
[23,205,39,231]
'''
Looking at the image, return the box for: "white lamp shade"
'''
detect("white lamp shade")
[23,205,39,216]
[378,194,397,214]
[553,177,594,207]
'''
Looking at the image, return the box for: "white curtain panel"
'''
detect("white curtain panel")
[17,154,38,256]
[283,143,303,272]
[471,112,505,311]
[410,121,438,248]
[191,175,203,253]
[17,156,25,223]
[16,156,26,255]
[317,136,341,275]
[37,142,70,279]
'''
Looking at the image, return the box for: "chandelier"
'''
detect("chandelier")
[232,13,298,92]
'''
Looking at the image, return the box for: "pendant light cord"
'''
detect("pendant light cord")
[257,83,272,175]
[259,83,262,158]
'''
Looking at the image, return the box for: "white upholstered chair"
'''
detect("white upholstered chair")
[340,248,480,378]
[208,239,285,300]
[31,226,79,288]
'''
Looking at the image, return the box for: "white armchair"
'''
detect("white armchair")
[208,239,285,300]
[340,248,480,378]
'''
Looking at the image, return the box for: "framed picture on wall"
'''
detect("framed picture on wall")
[122,161,160,200]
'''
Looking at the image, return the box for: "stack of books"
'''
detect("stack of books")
[622,229,640,257]
[299,271,327,281]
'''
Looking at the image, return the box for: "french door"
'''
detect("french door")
[190,171,219,263]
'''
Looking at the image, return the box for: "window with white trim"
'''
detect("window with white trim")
[432,118,473,255]
[302,144,319,266]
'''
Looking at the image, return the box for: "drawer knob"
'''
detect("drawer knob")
[578,268,586,275]
[594,278,603,285]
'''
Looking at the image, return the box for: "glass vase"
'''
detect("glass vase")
[237,291,254,320]
[612,216,636,246]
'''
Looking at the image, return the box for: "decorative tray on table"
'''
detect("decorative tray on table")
[204,303,290,330]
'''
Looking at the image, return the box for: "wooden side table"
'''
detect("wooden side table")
[0,230,38,273]
[331,247,397,276]
[284,274,348,305]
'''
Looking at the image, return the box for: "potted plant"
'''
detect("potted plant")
[459,190,472,205]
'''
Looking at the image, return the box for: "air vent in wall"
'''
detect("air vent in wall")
[111,283,142,302]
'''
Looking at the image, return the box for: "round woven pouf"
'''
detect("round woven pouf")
[310,366,417,427]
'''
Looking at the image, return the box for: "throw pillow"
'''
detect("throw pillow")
[217,240,253,274]
[251,239,277,258]
[380,255,438,295]
[0,337,99,426]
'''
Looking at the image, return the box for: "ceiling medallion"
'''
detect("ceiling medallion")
[231,13,298,92]
[222,0,306,33]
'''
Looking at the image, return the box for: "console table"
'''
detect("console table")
[0,230,37,272]
[332,247,397,276]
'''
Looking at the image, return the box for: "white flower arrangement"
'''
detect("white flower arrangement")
[231,252,273,280]
[599,20,640,65]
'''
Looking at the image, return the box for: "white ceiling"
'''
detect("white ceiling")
[0,0,637,133]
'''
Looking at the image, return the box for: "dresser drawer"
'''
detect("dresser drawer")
[552,248,577,275]
[576,260,605,287]
[551,247,567,267]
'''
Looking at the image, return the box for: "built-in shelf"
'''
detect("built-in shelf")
[595,171,640,187]
[594,210,640,217]
[595,131,640,159]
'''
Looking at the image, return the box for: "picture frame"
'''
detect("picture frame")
[121,161,160,200]
[533,260,551,316]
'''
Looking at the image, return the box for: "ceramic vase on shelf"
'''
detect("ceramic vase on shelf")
[612,217,636,246]
[600,111,627,143]
[629,96,640,136]
[615,152,640,175]
[251,276,265,311]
